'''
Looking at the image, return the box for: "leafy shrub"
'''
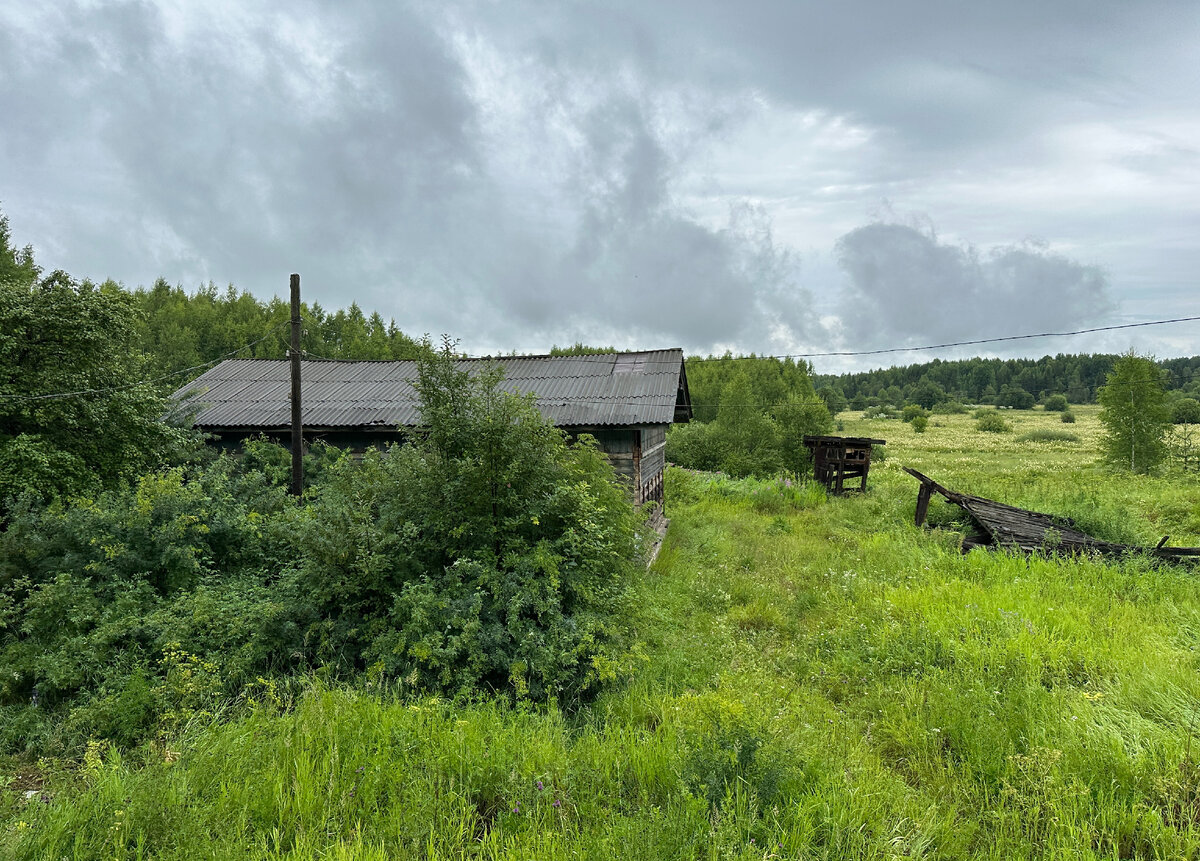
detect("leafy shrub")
[1172,398,1200,425]
[1061,411,1076,424]
[996,385,1035,410]
[931,401,967,415]
[911,416,929,433]
[976,412,1012,433]
[1016,429,1079,443]
[293,346,644,704]
[0,458,300,753]
[1042,394,1068,412]
[666,421,722,473]
[0,273,198,509]
[0,348,649,752]
[900,404,929,423]
[863,405,896,420]
[774,394,832,478]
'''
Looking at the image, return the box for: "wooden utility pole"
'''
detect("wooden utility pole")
[290,273,303,496]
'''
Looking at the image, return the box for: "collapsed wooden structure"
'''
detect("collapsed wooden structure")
[803,435,886,493]
[905,467,1200,563]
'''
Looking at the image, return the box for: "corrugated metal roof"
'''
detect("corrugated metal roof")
[174,349,689,430]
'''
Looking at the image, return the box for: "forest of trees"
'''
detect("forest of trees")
[132,278,424,383]
[815,353,1200,410]
[666,355,833,478]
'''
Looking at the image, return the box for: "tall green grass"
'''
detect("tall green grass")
[7,408,1200,858]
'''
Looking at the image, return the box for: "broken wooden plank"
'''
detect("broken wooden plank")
[904,467,1200,565]
[914,482,933,527]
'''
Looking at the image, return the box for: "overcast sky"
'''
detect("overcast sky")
[2,1,1198,372]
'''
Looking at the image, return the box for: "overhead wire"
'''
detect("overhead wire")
[4,313,1198,406]
[0,321,290,403]
[459,314,1200,364]
[190,313,1200,412]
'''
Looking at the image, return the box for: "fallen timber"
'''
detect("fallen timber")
[904,467,1200,564]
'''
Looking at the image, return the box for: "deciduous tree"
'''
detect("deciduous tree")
[1098,351,1171,473]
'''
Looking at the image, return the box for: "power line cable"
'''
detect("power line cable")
[458,314,1200,365]
[754,315,1200,359]
[0,322,290,403]
[10,313,1196,407]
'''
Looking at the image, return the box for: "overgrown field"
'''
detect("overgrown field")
[7,407,1200,859]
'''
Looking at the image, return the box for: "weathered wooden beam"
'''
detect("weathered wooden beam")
[915,482,933,527]
[289,273,303,497]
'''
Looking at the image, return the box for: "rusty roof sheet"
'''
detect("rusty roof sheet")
[174,349,688,430]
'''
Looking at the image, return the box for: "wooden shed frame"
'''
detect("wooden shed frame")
[802,435,886,494]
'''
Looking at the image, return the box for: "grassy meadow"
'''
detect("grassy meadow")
[6,406,1200,859]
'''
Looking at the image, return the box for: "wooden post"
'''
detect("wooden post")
[915,483,933,527]
[289,273,303,496]
[632,429,642,506]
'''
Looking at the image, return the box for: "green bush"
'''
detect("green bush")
[774,395,832,478]
[911,416,929,433]
[975,412,1012,433]
[900,404,929,423]
[0,348,646,752]
[0,458,300,753]
[665,421,723,473]
[1061,411,1076,424]
[1172,398,1200,425]
[1042,394,1068,412]
[931,401,967,415]
[0,272,197,508]
[293,347,643,704]
[996,385,1035,410]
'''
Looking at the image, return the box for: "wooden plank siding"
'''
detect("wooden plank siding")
[564,424,668,510]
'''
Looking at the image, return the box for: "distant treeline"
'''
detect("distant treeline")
[811,354,1200,408]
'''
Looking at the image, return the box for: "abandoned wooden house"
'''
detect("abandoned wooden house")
[172,349,692,509]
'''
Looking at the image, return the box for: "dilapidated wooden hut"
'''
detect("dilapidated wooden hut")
[802,435,886,493]
[173,350,691,509]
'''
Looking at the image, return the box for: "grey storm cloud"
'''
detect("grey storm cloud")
[0,0,812,353]
[835,221,1114,347]
[1,1,1197,363]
